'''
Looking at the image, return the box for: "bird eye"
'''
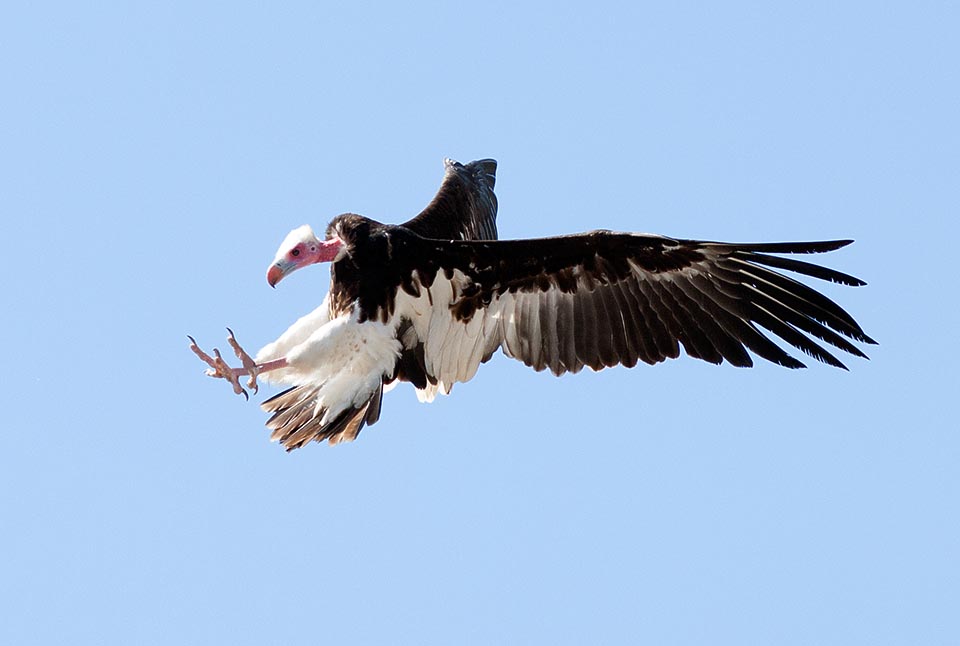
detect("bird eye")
[291,249,300,257]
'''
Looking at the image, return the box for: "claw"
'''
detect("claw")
[189,335,220,372]
[189,333,250,400]
[211,347,248,399]
[226,327,260,394]
[189,328,280,403]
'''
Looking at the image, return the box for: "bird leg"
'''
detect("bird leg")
[188,328,287,400]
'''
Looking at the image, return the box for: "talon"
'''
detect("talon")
[211,348,246,397]
[189,336,220,372]
[190,330,272,401]
[225,327,260,394]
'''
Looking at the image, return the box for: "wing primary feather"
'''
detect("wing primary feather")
[718,259,874,343]
[667,275,746,363]
[696,267,870,361]
[666,273,808,368]
[658,280,725,364]
[651,275,800,367]
[726,320,806,369]
[743,285,869,359]
[684,269,849,368]
[670,275,754,367]
[733,250,866,286]
[746,302,849,369]
[701,239,854,254]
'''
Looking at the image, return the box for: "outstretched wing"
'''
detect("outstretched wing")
[388,230,875,395]
[401,158,498,241]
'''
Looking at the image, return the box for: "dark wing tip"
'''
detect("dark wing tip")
[623,235,874,370]
[730,250,868,287]
[716,239,855,254]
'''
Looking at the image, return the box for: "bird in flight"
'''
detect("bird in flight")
[190,158,875,450]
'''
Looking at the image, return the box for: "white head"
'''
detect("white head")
[266,224,345,287]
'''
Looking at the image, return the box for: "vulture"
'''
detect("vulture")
[190,158,875,450]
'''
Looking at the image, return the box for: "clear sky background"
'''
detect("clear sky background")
[1,2,957,644]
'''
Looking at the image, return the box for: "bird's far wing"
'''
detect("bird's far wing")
[401,158,498,241]
[392,231,876,391]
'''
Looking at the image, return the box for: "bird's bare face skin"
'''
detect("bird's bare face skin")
[267,225,345,287]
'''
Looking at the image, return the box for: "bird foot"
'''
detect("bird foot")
[188,328,261,400]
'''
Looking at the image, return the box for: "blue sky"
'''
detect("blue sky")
[1,1,957,644]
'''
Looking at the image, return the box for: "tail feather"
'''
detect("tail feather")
[261,383,385,450]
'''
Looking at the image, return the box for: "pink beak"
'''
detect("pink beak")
[267,263,287,288]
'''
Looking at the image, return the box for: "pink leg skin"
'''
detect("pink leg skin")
[188,328,288,400]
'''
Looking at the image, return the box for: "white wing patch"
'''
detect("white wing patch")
[393,269,504,401]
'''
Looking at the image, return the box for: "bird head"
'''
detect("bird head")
[266,224,345,287]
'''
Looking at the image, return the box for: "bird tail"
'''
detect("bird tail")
[261,382,384,450]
